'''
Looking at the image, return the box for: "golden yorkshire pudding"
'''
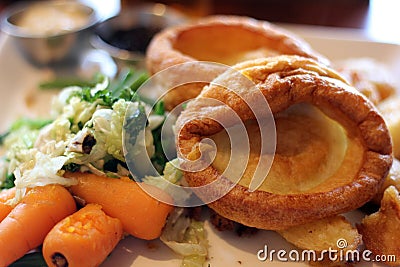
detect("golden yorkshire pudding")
[358,186,400,267]
[175,55,392,230]
[146,15,329,110]
[335,58,397,105]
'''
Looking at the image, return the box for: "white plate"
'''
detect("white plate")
[1,24,398,267]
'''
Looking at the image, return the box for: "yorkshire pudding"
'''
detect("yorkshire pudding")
[175,55,392,230]
[146,15,329,110]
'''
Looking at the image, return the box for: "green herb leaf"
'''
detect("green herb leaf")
[150,100,167,172]
[154,101,165,116]
[109,69,149,97]
[0,173,15,189]
[39,78,97,90]
[71,69,148,108]
[151,124,168,173]
[10,118,53,132]
[0,131,10,146]
[129,72,149,92]
[63,163,81,173]
[39,72,104,90]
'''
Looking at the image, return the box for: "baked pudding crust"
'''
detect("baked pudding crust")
[146,15,329,110]
[210,105,365,195]
[176,55,392,230]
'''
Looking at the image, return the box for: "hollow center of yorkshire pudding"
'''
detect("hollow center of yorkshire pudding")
[173,25,279,65]
[210,103,365,194]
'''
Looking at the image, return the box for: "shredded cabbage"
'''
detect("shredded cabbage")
[3,126,40,178]
[161,208,209,267]
[142,159,192,203]
[9,152,77,204]
[0,69,212,267]
[50,86,82,117]
[0,71,155,202]
[92,99,129,162]
[164,159,183,184]
[0,160,7,185]
[145,161,208,267]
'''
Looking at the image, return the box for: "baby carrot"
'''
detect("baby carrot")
[43,204,123,267]
[0,184,76,267]
[0,187,16,222]
[65,172,174,240]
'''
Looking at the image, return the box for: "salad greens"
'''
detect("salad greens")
[0,118,52,146]
[144,160,208,267]
[39,78,98,90]
[0,68,210,267]
[161,208,209,267]
[0,69,158,203]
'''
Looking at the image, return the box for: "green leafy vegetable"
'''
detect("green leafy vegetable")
[62,163,81,173]
[149,100,167,173]
[77,79,114,106]
[10,118,53,132]
[39,78,98,90]
[0,131,9,146]
[0,173,15,189]
[143,159,183,189]
[89,99,130,162]
[182,255,207,267]
[69,69,148,108]
[151,124,168,173]
[153,101,165,116]
[161,208,208,267]
[163,159,183,184]
[109,69,148,97]
[0,118,53,144]
[39,72,104,90]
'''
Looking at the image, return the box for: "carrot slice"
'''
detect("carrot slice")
[0,184,76,266]
[0,187,16,222]
[66,172,174,240]
[43,203,123,267]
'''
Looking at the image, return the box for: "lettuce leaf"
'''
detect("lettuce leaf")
[161,208,209,267]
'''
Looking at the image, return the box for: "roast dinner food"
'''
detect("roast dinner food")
[358,186,400,267]
[175,55,393,230]
[278,215,362,265]
[151,15,399,266]
[1,12,400,267]
[146,15,329,110]
[335,58,397,105]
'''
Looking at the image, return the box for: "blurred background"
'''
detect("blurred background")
[1,0,399,43]
[0,0,399,74]
[121,0,370,28]
[0,0,399,128]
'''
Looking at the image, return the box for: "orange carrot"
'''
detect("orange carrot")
[0,187,16,222]
[43,203,123,267]
[0,184,76,266]
[65,172,174,240]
